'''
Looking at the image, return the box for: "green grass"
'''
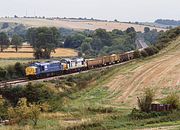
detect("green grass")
[0,59,36,67]
[0,58,62,67]
[1,37,180,129]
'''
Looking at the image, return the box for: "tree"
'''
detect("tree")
[7,98,44,126]
[81,38,92,53]
[0,32,10,52]
[162,93,180,110]
[126,27,135,34]
[8,98,30,125]
[29,103,41,126]
[0,67,7,80]
[1,22,9,29]
[133,50,141,58]
[144,27,150,33]
[14,62,25,77]
[0,95,6,119]
[137,88,155,113]
[91,29,112,52]
[81,42,91,54]
[64,33,86,49]
[27,27,60,59]
[11,34,23,52]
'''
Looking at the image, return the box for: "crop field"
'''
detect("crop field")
[0,48,78,59]
[0,47,77,67]
[0,18,166,32]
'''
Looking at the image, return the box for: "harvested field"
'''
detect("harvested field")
[0,48,77,58]
[0,18,166,32]
[104,37,180,107]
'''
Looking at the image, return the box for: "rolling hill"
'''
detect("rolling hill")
[102,36,180,107]
[0,18,166,32]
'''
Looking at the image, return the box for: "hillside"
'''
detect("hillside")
[0,36,180,129]
[105,36,180,107]
[0,18,166,32]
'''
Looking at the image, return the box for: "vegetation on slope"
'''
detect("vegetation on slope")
[0,27,180,129]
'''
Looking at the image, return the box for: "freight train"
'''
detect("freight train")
[25,51,135,79]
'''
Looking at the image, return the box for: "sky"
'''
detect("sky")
[0,0,179,22]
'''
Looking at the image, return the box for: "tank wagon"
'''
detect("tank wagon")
[25,50,136,79]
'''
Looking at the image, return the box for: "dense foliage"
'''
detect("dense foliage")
[137,88,155,113]
[0,32,10,52]
[27,27,61,59]
[64,28,137,57]
[11,34,23,52]
[155,19,180,26]
[0,62,25,81]
[155,27,180,50]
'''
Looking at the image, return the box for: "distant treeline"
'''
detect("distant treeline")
[0,21,176,59]
[155,19,180,26]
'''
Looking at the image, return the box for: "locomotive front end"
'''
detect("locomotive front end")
[25,66,37,78]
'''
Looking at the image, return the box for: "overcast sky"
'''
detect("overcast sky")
[0,0,179,22]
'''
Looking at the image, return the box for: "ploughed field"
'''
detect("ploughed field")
[0,18,166,32]
[104,37,180,107]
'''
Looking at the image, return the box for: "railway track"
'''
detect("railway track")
[0,60,133,88]
[0,78,28,88]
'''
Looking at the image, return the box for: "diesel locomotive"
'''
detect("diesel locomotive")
[25,51,135,79]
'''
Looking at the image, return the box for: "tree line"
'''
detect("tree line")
[0,32,23,52]
[0,26,178,59]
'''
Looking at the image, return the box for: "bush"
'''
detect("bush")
[0,83,55,105]
[7,98,43,126]
[23,83,55,103]
[6,65,15,78]
[0,67,7,80]
[137,88,155,113]
[133,50,141,59]
[0,62,26,80]
[140,50,148,57]
[130,108,170,120]
[14,62,25,77]
[0,95,9,120]
[162,93,180,110]
[144,47,157,56]
[87,106,114,113]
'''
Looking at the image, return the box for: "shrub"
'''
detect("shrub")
[24,83,55,103]
[140,50,148,57]
[0,95,9,120]
[87,106,114,113]
[162,93,180,110]
[130,108,170,120]
[0,83,55,105]
[0,67,7,80]
[0,62,26,80]
[14,62,25,77]
[137,88,155,113]
[6,65,15,79]
[133,50,141,59]
[144,47,158,56]
[7,98,43,126]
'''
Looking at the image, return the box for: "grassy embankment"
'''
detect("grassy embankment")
[0,36,180,129]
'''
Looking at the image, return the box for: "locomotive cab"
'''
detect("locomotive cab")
[25,66,38,79]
